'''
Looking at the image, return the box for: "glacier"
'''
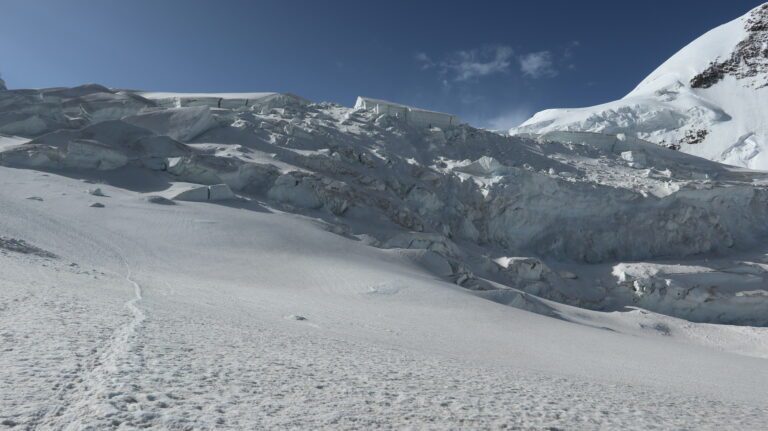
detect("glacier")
[3,83,767,326]
[2,22,768,428]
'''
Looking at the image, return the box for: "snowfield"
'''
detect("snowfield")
[1,167,767,430]
[514,3,768,170]
[2,49,768,428]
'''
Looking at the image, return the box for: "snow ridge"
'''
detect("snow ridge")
[690,4,768,89]
[513,3,768,170]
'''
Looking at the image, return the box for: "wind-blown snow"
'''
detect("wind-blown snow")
[513,3,768,170]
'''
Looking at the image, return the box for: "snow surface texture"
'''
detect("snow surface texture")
[513,3,768,170]
[1,83,768,429]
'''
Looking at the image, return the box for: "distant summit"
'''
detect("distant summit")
[512,3,768,169]
[689,3,768,89]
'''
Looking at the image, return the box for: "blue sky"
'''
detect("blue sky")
[1,0,763,129]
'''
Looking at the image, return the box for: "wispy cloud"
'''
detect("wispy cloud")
[413,42,577,129]
[416,45,514,82]
[418,42,577,83]
[518,51,557,78]
[564,40,580,59]
[481,108,532,131]
[414,52,434,70]
[562,40,581,71]
[444,46,514,81]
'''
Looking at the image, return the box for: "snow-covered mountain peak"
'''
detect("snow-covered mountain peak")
[513,3,768,170]
[630,2,768,96]
[689,3,768,89]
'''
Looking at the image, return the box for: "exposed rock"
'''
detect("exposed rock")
[691,4,768,88]
[679,129,708,145]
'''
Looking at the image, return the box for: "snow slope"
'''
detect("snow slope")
[1,167,767,430]
[1,81,768,428]
[513,3,768,170]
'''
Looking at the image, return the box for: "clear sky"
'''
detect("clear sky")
[1,0,763,129]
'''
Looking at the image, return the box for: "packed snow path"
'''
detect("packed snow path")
[0,167,766,430]
[36,256,145,431]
